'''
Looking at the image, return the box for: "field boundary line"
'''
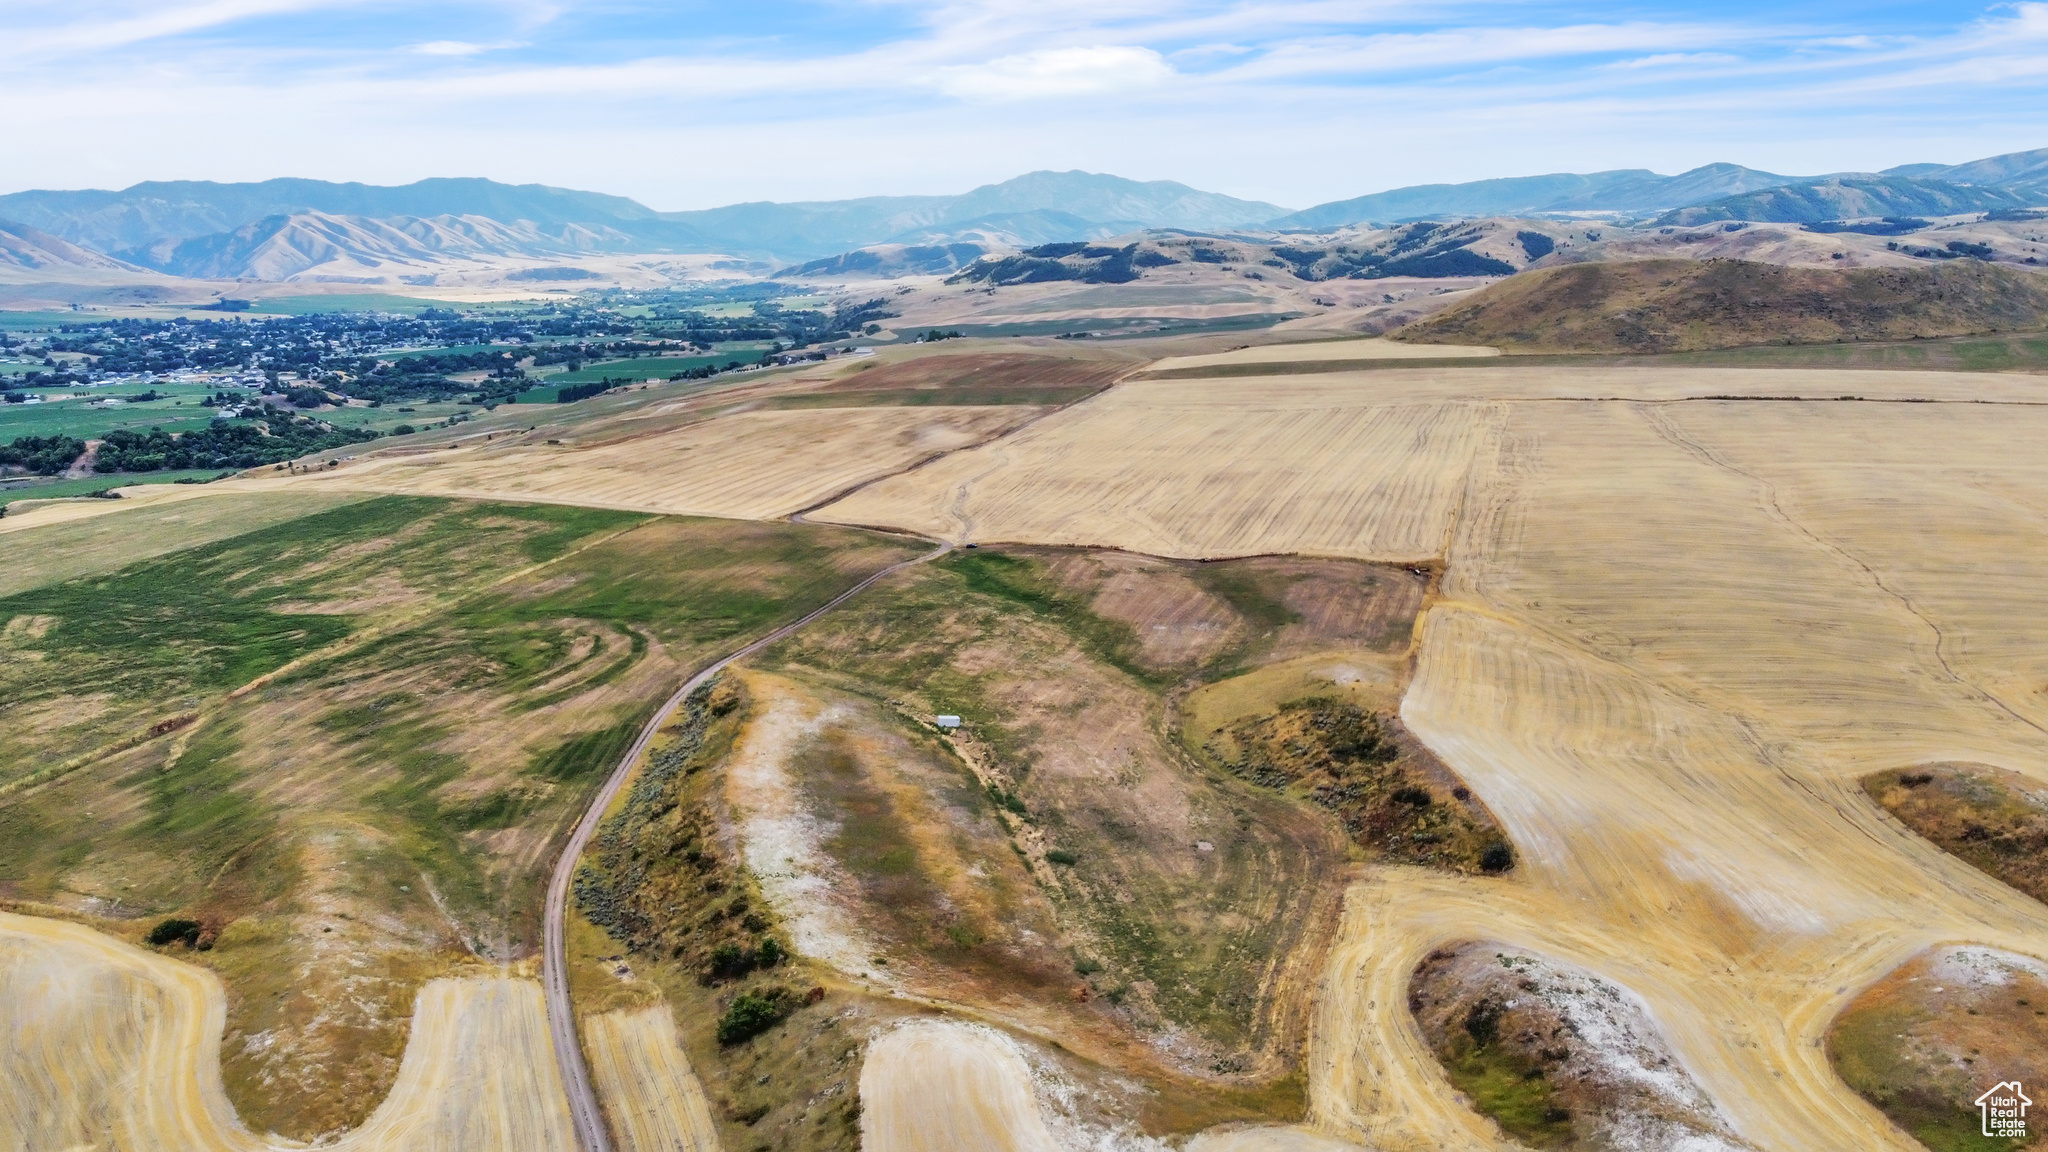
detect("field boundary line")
[786,371,1135,521]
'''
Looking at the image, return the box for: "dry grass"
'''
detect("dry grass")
[1396,258,2048,353]
[1145,337,1498,374]
[0,497,920,1140]
[1864,764,2048,906]
[0,909,574,1152]
[583,1005,721,1152]
[771,351,1130,408]
[859,1019,1063,1152]
[0,491,369,597]
[1829,946,2048,1151]
[280,406,1038,520]
[1300,386,2048,1151]
[816,380,1496,559]
[806,365,2048,1149]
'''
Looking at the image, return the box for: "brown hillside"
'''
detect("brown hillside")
[1392,257,2048,353]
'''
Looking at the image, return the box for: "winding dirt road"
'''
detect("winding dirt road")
[540,534,950,1152]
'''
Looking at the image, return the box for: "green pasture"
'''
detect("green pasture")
[0,383,231,440]
[249,294,445,316]
[0,470,231,509]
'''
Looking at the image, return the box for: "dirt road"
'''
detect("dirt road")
[540,535,950,1152]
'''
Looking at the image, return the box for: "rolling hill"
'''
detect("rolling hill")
[1392,257,2048,352]
[1655,176,2032,226]
[1269,164,1802,228]
[115,211,638,280]
[0,171,1287,264]
[1906,146,2048,195]
[0,219,156,277]
[1273,146,2048,228]
[0,177,665,255]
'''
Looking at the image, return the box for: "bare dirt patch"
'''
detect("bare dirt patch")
[1410,943,1754,1151]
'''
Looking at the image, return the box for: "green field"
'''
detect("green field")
[0,308,266,330]
[374,342,522,361]
[0,311,123,331]
[317,398,474,433]
[0,385,476,443]
[0,491,368,595]
[0,384,234,440]
[0,494,921,1138]
[0,470,232,510]
[538,352,747,383]
[248,294,446,316]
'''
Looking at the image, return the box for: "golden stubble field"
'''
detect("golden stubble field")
[14,358,2048,1152]
[813,366,2048,1151]
[0,911,575,1152]
[276,405,1041,520]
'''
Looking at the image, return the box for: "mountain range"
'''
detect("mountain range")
[1272,151,2048,228]
[1,149,2044,283]
[0,171,1284,265]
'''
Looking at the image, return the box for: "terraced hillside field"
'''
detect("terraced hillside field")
[0,495,920,1140]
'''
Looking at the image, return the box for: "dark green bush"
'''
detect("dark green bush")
[146,917,202,947]
[717,987,797,1045]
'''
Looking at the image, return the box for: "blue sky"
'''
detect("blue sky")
[3,1,2045,209]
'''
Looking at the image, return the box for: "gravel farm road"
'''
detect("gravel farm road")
[541,537,951,1152]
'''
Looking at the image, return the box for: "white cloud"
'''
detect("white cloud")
[8,0,343,53]
[1607,52,1741,70]
[1219,22,1739,81]
[933,44,1175,100]
[409,39,523,56]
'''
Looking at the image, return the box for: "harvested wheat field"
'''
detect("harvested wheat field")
[288,405,1036,520]
[817,381,1498,559]
[20,357,2048,1152]
[1297,391,2048,1151]
[1145,336,1498,373]
[814,367,2048,560]
[858,1019,1062,1152]
[0,910,574,1152]
[819,368,2048,1151]
[581,1006,720,1152]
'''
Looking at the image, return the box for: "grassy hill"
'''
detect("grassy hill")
[1392,258,2048,353]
